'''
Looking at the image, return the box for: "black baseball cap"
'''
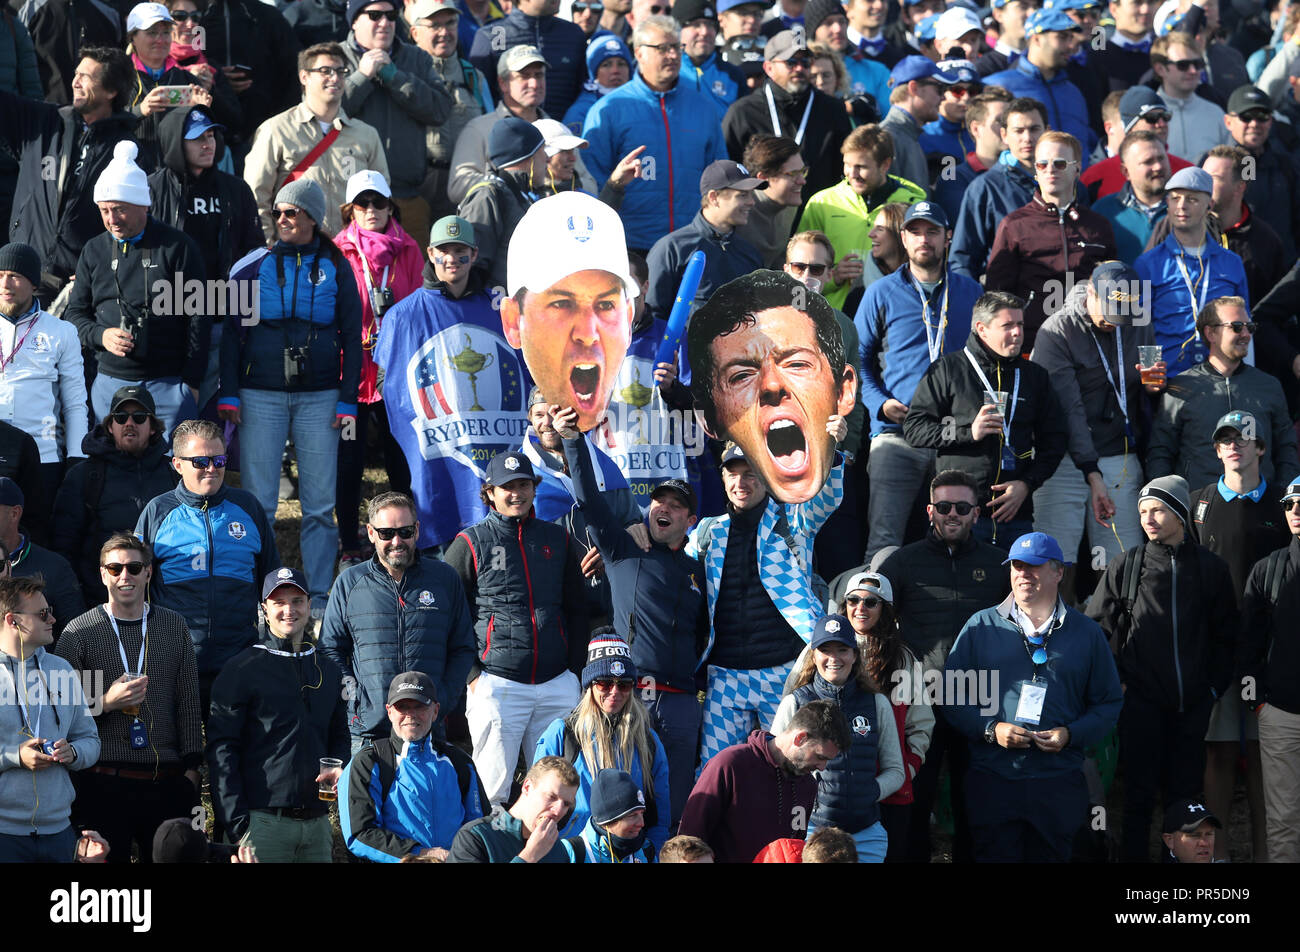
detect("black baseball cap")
[699,159,768,195]
[1162,798,1222,834]
[1226,84,1270,116]
[388,670,437,705]
[673,0,719,24]
[109,384,157,415]
[652,478,697,512]
[720,443,747,468]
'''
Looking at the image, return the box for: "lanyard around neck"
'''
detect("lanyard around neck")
[963,348,1020,440]
[910,271,949,363]
[1091,324,1127,426]
[103,602,149,678]
[765,84,813,146]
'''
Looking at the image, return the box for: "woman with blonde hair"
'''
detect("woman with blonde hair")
[773,613,905,862]
[534,630,672,852]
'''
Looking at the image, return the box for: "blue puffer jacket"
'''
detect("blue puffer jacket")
[983,57,1096,161]
[467,9,588,117]
[534,712,672,850]
[855,263,982,437]
[338,732,486,862]
[1135,234,1250,377]
[135,484,279,675]
[220,238,364,418]
[319,555,478,739]
[583,71,728,251]
[678,51,747,120]
[792,675,882,834]
[950,155,1036,280]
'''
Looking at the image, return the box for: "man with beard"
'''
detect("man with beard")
[320,492,476,754]
[722,30,853,200]
[0,47,139,299]
[1093,130,1173,265]
[678,698,851,862]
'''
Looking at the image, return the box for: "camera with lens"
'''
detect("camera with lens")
[283,346,308,386]
[118,301,150,357]
[370,285,395,319]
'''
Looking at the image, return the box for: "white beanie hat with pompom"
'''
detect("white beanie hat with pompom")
[93,140,151,207]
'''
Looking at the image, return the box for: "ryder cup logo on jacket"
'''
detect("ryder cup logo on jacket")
[419,590,435,606]
[229,522,246,540]
[853,715,871,736]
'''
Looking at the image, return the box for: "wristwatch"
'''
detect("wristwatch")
[984,721,998,745]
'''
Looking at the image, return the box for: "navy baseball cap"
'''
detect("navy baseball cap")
[1120,85,1171,131]
[1090,261,1144,326]
[183,107,224,140]
[1002,532,1068,566]
[720,443,747,468]
[936,58,981,85]
[652,478,697,512]
[890,55,951,87]
[903,200,949,229]
[262,566,309,600]
[0,477,23,507]
[485,451,540,486]
[809,613,856,651]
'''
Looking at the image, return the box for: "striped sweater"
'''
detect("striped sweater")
[53,603,203,770]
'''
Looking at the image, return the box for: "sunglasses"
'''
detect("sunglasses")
[572,1,604,9]
[1139,110,1172,124]
[946,84,977,98]
[1166,57,1204,71]
[593,678,634,692]
[1034,157,1076,171]
[13,608,53,622]
[1236,110,1272,123]
[110,411,150,425]
[784,55,812,68]
[372,525,417,540]
[275,207,302,220]
[170,10,201,21]
[845,595,881,608]
[102,561,145,577]
[1215,321,1257,334]
[932,500,975,515]
[1284,500,1300,512]
[178,454,228,469]
[353,195,391,210]
[362,8,400,20]
[788,261,828,277]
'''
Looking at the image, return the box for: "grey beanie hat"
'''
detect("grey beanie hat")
[1140,474,1191,527]
[274,178,328,231]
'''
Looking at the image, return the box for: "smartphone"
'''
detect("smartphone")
[154,85,194,106]
[231,64,253,73]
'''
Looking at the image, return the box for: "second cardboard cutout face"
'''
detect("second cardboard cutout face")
[687,270,856,504]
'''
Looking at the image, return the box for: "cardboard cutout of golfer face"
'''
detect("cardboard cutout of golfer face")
[687,271,857,504]
[501,192,639,432]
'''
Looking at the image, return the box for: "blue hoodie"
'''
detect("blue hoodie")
[983,56,1096,161]
[583,71,728,250]
[1135,234,1249,376]
[950,154,1037,280]
[855,264,982,436]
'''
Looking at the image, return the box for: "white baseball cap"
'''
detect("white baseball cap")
[935,5,982,42]
[506,191,639,299]
[533,118,588,157]
[127,1,173,31]
[345,169,392,203]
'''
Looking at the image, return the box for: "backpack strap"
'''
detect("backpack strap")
[369,737,400,808]
[1111,544,1144,654]
[561,716,580,766]
[561,836,586,863]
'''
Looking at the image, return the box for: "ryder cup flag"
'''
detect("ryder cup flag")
[373,285,526,548]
